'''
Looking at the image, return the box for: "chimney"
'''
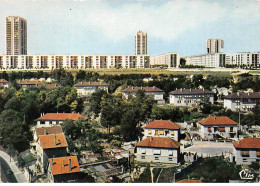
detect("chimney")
[180,88,183,92]
[62,159,65,167]
[214,117,216,120]
[44,130,47,135]
[150,136,153,141]
[52,158,54,165]
[237,92,240,96]
[81,81,83,84]
[54,135,57,146]
[69,158,72,171]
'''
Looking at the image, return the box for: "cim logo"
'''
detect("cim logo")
[239,169,254,180]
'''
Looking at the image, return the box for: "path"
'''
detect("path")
[0,150,28,183]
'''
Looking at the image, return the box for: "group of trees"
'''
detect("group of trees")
[0,86,84,153]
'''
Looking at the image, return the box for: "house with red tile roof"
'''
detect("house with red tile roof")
[47,156,81,183]
[233,137,260,165]
[0,79,9,88]
[35,133,68,173]
[169,88,214,106]
[143,120,181,141]
[74,81,108,96]
[122,86,165,104]
[36,113,88,127]
[198,116,238,139]
[17,80,44,89]
[136,136,180,163]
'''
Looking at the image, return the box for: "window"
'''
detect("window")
[243,159,247,162]
[241,151,249,157]
[155,157,159,160]
[153,149,161,155]
[40,121,45,125]
[141,156,145,159]
[148,129,152,135]
[169,158,173,161]
[219,127,225,132]
[168,150,173,156]
[256,151,260,157]
[159,130,164,135]
[170,131,175,136]
[141,149,146,154]
[208,128,211,132]
[230,127,233,133]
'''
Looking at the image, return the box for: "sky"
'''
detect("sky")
[0,0,259,57]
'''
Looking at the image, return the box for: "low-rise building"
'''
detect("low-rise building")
[198,116,238,139]
[0,79,9,88]
[169,88,214,106]
[224,92,260,112]
[18,80,44,89]
[233,137,260,165]
[122,86,165,104]
[47,156,81,183]
[74,81,109,96]
[32,126,63,142]
[36,113,88,128]
[44,84,62,90]
[143,120,180,141]
[35,133,68,173]
[136,136,180,164]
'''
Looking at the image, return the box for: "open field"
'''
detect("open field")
[1,68,259,77]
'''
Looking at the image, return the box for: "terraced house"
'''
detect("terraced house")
[169,88,214,106]
[224,92,260,112]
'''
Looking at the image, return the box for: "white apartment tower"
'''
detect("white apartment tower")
[6,16,27,55]
[135,31,147,55]
[206,38,224,54]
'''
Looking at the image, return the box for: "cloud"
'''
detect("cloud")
[83,0,229,41]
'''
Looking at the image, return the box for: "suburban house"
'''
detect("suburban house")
[34,133,68,173]
[122,86,165,104]
[233,137,260,165]
[17,80,44,89]
[36,113,88,127]
[136,136,180,164]
[169,88,214,106]
[143,120,180,141]
[224,92,260,112]
[0,79,9,88]
[74,81,109,96]
[47,156,81,183]
[198,116,238,139]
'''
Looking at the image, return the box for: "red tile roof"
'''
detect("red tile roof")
[49,156,80,176]
[122,86,164,93]
[176,179,202,183]
[144,120,180,130]
[233,138,260,149]
[74,81,108,87]
[199,116,238,126]
[18,80,44,85]
[37,113,88,121]
[0,79,8,83]
[44,84,62,89]
[35,126,63,137]
[39,133,68,149]
[136,137,180,149]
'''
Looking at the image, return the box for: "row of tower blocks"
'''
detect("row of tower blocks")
[2,16,260,70]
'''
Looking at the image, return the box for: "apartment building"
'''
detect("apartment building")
[150,53,180,68]
[6,16,27,55]
[225,52,260,68]
[185,53,226,68]
[135,31,147,55]
[206,38,224,54]
[0,54,150,70]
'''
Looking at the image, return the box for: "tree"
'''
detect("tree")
[198,96,212,114]
[89,89,108,117]
[252,103,260,125]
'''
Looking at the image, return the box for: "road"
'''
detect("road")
[182,141,233,157]
[0,150,28,183]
